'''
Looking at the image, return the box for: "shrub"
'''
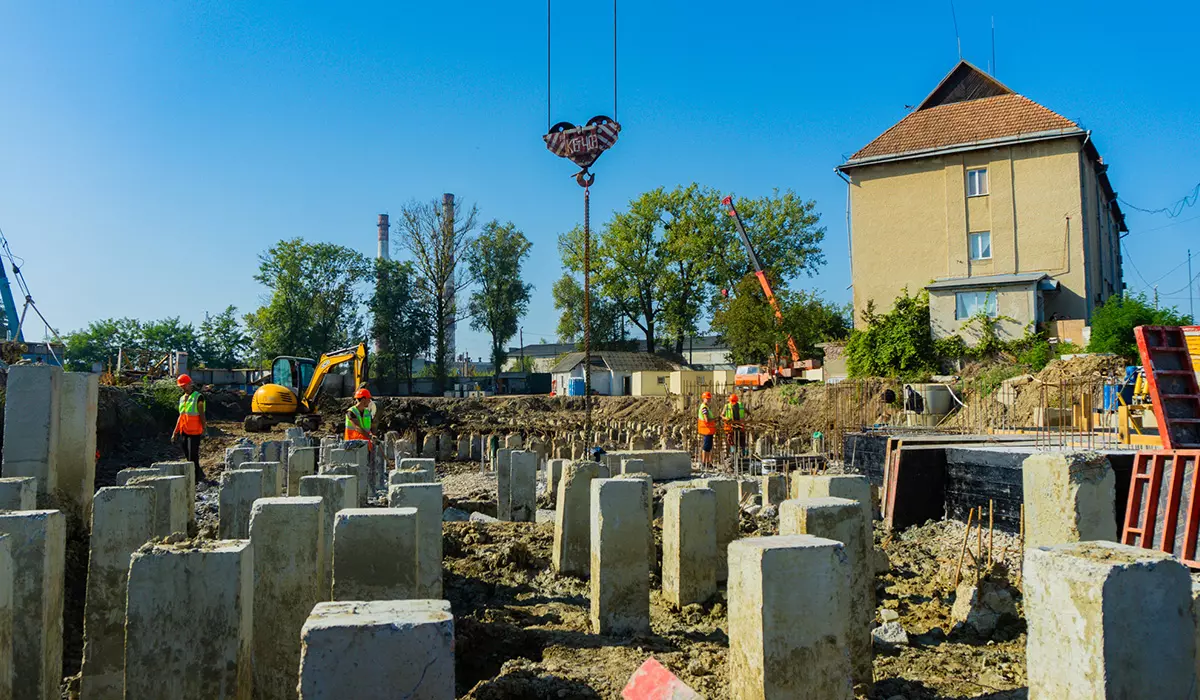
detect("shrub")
[1087,293,1189,360]
[846,290,939,379]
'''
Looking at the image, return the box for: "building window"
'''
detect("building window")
[967,168,989,197]
[656,376,666,385]
[955,291,998,320]
[968,231,992,260]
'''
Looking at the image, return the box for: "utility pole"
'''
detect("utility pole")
[1190,249,1194,322]
[520,327,525,373]
[1154,285,1160,311]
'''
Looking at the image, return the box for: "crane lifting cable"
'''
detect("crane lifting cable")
[542,0,621,450]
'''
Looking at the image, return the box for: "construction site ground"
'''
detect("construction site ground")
[74,374,1134,698]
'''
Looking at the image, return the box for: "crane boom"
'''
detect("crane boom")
[722,195,801,366]
[0,263,21,342]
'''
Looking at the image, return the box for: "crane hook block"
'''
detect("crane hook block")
[544,116,621,174]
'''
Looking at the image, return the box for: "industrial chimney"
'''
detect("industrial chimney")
[375,213,389,356]
[377,214,390,261]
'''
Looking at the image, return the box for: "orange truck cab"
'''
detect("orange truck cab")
[734,364,773,389]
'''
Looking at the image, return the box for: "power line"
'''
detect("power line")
[1121,242,1153,289]
[1120,182,1200,218]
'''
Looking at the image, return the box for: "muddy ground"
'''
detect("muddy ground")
[74,386,1037,699]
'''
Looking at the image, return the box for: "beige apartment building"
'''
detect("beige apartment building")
[836,61,1126,342]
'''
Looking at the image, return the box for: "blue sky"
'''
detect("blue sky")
[0,1,1197,360]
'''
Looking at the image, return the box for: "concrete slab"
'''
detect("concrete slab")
[790,474,872,549]
[1025,541,1194,699]
[0,510,64,700]
[546,459,567,504]
[125,540,253,699]
[225,446,255,471]
[0,536,9,700]
[249,497,325,700]
[728,535,853,699]
[600,450,691,481]
[56,372,98,519]
[0,477,36,511]
[126,475,188,537]
[398,458,436,482]
[80,486,156,700]
[494,449,513,519]
[288,447,319,496]
[621,458,645,476]
[242,461,283,497]
[299,474,357,597]
[761,474,787,508]
[329,447,370,502]
[590,478,650,635]
[509,451,537,522]
[150,461,197,526]
[779,497,873,688]
[693,478,738,583]
[389,469,427,486]
[387,484,443,598]
[1,365,61,499]
[299,600,454,699]
[663,487,717,608]
[553,461,602,577]
[114,466,166,486]
[1022,451,1116,548]
[332,508,418,601]
[219,469,265,540]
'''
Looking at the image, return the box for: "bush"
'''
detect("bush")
[1087,293,1189,360]
[846,290,939,379]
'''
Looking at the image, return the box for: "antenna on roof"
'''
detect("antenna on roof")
[991,16,996,76]
[950,0,962,60]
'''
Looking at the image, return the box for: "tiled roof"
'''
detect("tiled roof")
[847,93,1080,163]
[549,351,681,375]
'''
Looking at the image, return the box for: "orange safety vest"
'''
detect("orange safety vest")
[176,391,204,436]
[344,406,371,442]
[697,402,716,436]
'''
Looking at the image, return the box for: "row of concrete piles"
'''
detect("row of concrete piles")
[0,363,458,699]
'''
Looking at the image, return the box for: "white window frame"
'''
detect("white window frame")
[968,231,992,261]
[967,168,989,197]
[955,290,998,320]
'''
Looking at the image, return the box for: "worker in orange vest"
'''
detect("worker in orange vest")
[723,392,748,458]
[345,388,374,443]
[697,391,716,468]
[170,374,207,486]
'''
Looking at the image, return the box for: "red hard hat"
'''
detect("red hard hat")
[702,391,712,401]
[729,393,739,403]
[354,388,371,399]
[176,374,191,387]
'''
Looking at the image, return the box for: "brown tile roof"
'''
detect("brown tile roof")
[847,93,1080,163]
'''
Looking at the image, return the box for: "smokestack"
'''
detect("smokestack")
[377,214,389,261]
[375,214,390,357]
[442,194,456,367]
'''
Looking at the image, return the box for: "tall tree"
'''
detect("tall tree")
[397,197,477,393]
[711,273,850,366]
[199,305,250,369]
[370,259,432,394]
[466,221,533,377]
[659,184,725,353]
[245,238,371,362]
[551,273,628,348]
[711,188,826,298]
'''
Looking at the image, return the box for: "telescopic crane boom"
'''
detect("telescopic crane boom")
[722,195,802,369]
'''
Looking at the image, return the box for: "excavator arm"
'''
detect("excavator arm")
[722,196,802,365]
[299,343,369,411]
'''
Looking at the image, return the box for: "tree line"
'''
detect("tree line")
[553,183,848,364]
[65,183,849,385]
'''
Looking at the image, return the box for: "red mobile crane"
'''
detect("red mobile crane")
[722,195,805,388]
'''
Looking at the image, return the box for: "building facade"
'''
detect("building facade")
[837,62,1126,343]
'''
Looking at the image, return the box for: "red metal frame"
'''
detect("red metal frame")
[1134,325,1200,450]
[1122,449,1200,568]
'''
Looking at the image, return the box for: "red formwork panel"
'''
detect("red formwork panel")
[1134,325,1200,450]
[1122,449,1200,569]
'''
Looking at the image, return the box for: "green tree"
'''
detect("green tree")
[198,306,249,368]
[712,273,849,365]
[465,221,533,379]
[370,259,431,394]
[845,289,939,378]
[245,238,371,362]
[397,197,477,393]
[551,272,629,349]
[1087,293,1189,359]
[659,184,725,353]
[64,317,143,371]
[711,188,826,296]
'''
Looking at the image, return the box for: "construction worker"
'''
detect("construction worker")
[345,388,374,442]
[723,392,748,458]
[171,374,206,486]
[697,391,716,468]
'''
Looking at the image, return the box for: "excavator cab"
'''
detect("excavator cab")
[245,344,369,432]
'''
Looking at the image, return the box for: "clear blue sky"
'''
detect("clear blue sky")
[1,1,1197,360]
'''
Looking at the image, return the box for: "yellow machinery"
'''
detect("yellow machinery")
[244,343,369,432]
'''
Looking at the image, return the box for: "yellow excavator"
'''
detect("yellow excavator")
[244,343,369,432]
